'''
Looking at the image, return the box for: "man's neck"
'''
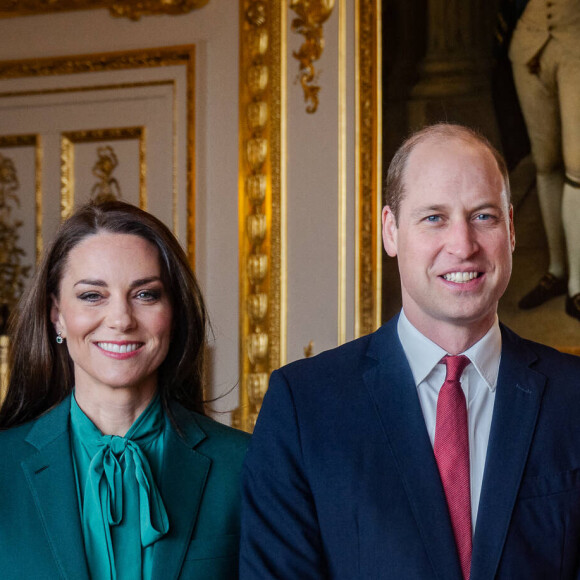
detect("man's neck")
[402,309,497,355]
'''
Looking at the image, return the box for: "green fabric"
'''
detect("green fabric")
[70,394,169,580]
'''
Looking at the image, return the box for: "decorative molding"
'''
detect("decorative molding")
[233,0,286,433]
[0,46,197,265]
[0,150,32,332]
[61,127,145,219]
[289,0,335,114]
[0,46,194,80]
[355,0,382,336]
[0,0,209,20]
[0,134,42,265]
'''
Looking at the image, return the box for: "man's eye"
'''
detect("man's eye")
[426,215,441,222]
[475,213,492,221]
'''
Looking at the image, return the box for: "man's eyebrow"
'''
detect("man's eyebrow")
[410,204,447,217]
[73,276,161,288]
[410,202,505,218]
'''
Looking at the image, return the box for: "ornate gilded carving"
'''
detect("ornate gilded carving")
[233,0,285,432]
[356,0,382,336]
[0,152,31,333]
[289,0,335,113]
[0,46,195,80]
[0,134,42,267]
[0,0,209,20]
[0,45,196,264]
[61,127,145,220]
[91,146,122,203]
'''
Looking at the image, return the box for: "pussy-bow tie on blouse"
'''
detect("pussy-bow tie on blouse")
[72,395,169,580]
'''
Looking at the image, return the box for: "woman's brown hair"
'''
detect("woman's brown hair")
[0,200,208,428]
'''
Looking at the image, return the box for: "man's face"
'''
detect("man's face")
[382,137,515,342]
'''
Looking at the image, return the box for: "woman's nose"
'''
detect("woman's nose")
[105,299,136,331]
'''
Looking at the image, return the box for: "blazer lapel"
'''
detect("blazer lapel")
[470,326,545,580]
[21,397,90,580]
[363,320,463,580]
[151,404,211,580]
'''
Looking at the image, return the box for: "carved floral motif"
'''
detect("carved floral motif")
[289,0,335,113]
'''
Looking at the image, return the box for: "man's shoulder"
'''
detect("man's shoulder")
[500,323,580,377]
[277,318,398,383]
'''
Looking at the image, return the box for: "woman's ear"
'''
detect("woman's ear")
[50,294,62,335]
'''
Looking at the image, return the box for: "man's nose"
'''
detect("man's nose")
[445,220,479,259]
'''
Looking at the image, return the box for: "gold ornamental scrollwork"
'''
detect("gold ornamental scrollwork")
[290,0,335,114]
[61,126,146,220]
[356,0,382,336]
[233,0,286,433]
[0,0,209,20]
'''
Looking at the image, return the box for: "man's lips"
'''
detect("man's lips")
[441,271,482,284]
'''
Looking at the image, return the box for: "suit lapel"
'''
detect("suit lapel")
[363,320,463,580]
[21,397,90,580]
[471,326,545,580]
[151,404,211,580]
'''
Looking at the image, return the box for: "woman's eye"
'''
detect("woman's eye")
[136,289,161,301]
[78,292,102,302]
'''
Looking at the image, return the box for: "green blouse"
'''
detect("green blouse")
[70,394,169,580]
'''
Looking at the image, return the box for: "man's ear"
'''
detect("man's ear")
[382,205,398,257]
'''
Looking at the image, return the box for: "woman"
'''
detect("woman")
[0,201,249,580]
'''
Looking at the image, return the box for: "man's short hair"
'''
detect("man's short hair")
[384,123,511,224]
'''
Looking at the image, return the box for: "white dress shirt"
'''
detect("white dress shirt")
[397,310,501,532]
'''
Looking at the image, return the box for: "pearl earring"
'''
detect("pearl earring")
[56,331,64,344]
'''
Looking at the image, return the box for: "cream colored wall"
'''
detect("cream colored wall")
[285,0,358,362]
[0,0,366,423]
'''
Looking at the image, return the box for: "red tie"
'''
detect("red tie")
[434,355,472,580]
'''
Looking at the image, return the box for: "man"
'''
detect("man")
[240,124,580,579]
[509,0,580,318]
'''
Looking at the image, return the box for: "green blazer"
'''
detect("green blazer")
[0,395,250,579]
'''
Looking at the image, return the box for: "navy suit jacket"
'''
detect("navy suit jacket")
[0,396,249,580]
[241,317,580,579]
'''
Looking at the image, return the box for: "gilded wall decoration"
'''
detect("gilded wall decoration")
[61,127,145,220]
[0,135,41,263]
[0,45,195,264]
[0,152,31,333]
[290,0,335,113]
[0,0,209,20]
[233,0,286,433]
[91,146,122,203]
[356,0,382,336]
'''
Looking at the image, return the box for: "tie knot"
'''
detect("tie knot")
[105,435,128,456]
[442,354,470,383]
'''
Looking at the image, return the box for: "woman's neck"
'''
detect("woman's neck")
[74,384,157,436]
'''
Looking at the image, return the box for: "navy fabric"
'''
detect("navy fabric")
[241,317,580,579]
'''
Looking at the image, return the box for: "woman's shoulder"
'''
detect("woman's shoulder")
[192,411,251,445]
[169,402,250,455]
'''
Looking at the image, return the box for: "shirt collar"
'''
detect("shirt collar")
[397,310,501,392]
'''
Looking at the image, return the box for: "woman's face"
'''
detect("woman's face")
[51,232,173,400]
